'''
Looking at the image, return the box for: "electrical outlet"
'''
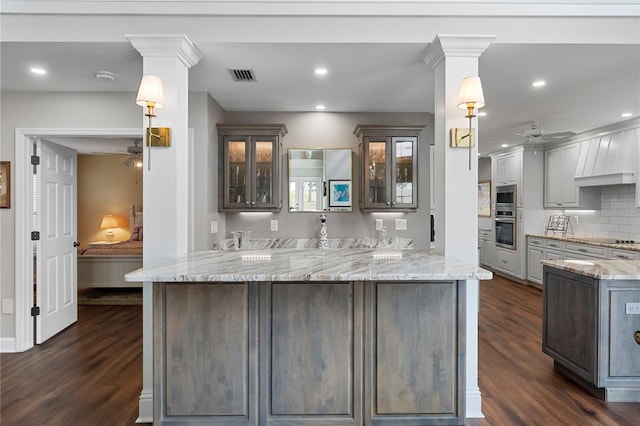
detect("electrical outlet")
[375,219,384,231]
[270,220,278,232]
[573,215,579,225]
[210,221,218,234]
[626,302,640,315]
[395,218,407,231]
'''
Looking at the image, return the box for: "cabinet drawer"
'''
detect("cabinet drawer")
[544,240,564,250]
[609,248,640,260]
[495,249,517,274]
[565,242,607,258]
[528,237,545,247]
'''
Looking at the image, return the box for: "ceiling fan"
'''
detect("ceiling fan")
[516,120,575,154]
[123,140,143,168]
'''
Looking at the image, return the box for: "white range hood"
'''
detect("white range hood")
[574,128,638,187]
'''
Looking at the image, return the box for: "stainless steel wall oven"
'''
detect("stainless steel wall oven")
[495,185,516,250]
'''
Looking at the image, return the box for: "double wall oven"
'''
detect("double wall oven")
[495,184,516,250]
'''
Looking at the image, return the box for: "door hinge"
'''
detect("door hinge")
[31,231,40,241]
[31,155,40,166]
[31,306,40,317]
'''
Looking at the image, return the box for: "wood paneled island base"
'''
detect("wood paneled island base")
[125,248,492,425]
[153,280,466,425]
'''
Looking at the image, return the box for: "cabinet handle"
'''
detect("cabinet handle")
[615,254,631,259]
[502,259,508,263]
[556,203,562,206]
[578,248,588,253]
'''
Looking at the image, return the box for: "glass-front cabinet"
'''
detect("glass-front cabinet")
[218,124,287,211]
[354,125,423,210]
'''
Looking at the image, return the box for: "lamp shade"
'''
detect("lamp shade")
[100,214,119,229]
[457,76,485,110]
[135,75,164,108]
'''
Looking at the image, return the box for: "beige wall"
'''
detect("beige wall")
[77,154,143,247]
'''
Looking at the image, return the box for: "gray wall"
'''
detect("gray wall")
[222,111,433,248]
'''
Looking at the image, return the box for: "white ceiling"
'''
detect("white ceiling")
[1,5,639,156]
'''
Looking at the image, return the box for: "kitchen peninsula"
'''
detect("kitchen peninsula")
[125,248,492,425]
[542,259,640,402]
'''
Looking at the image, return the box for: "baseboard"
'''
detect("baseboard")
[136,389,153,424]
[0,337,17,353]
[466,387,484,418]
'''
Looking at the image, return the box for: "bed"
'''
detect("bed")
[77,206,143,288]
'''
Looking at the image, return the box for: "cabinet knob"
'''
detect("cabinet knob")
[386,202,391,206]
[245,201,250,205]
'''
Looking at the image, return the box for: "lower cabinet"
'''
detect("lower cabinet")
[154,281,466,425]
[542,267,640,401]
[494,247,519,276]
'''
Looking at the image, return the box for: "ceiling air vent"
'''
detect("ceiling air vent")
[228,69,257,82]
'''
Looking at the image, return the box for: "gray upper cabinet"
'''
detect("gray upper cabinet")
[354,125,423,211]
[218,124,287,212]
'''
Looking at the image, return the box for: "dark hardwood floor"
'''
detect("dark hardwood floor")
[468,275,640,426]
[1,305,142,426]
[1,277,639,425]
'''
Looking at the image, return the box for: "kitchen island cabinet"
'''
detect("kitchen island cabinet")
[126,249,491,425]
[542,260,640,402]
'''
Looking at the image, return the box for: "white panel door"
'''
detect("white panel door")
[37,140,78,343]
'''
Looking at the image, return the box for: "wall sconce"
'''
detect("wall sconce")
[136,75,171,171]
[456,76,485,170]
[100,214,119,242]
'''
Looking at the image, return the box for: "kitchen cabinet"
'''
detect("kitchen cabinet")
[526,236,640,285]
[494,151,522,188]
[218,124,287,211]
[544,142,600,209]
[354,125,423,211]
[543,266,640,401]
[489,146,544,282]
[478,229,494,268]
[527,237,565,285]
[494,247,519,277]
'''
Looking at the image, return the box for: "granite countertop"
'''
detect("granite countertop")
[527,233,640,252]
[541,259,640,280]
[124,248,492,282]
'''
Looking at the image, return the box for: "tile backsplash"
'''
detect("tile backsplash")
[569,184,640,241]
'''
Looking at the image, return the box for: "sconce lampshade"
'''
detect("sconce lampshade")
[457,76,485,110]
[136,75,164,108]
[100,214,119,230]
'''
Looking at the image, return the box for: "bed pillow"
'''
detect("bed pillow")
[129,226,143,241]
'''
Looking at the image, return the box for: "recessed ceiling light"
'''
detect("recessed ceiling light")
[30,67,47,75]
[621,112,633,118]
[501,143,509,148]
[315,105,326,110]
[532,80,546,88]
[477,112,487,117]
[314,68,328,76]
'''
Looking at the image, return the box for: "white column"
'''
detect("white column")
[424,34,494,419]
[126,34,203,423]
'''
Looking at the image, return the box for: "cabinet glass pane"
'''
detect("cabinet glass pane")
[255,140,273,204]
[228,140,247,205]
[368,141,387,205]
[395,140,414,205]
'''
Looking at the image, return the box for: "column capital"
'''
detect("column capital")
[126,34,203,68]
[423,34,495,68]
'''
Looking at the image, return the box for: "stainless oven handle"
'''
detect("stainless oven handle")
[495,218,515,222]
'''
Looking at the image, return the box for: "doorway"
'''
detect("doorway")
[14,128,142,352]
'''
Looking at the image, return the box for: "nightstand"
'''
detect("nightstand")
[88,241,121,246]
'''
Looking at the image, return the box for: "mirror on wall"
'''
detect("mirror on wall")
[288,148,352,212]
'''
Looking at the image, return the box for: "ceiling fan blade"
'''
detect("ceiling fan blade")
[545,131,575,138]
